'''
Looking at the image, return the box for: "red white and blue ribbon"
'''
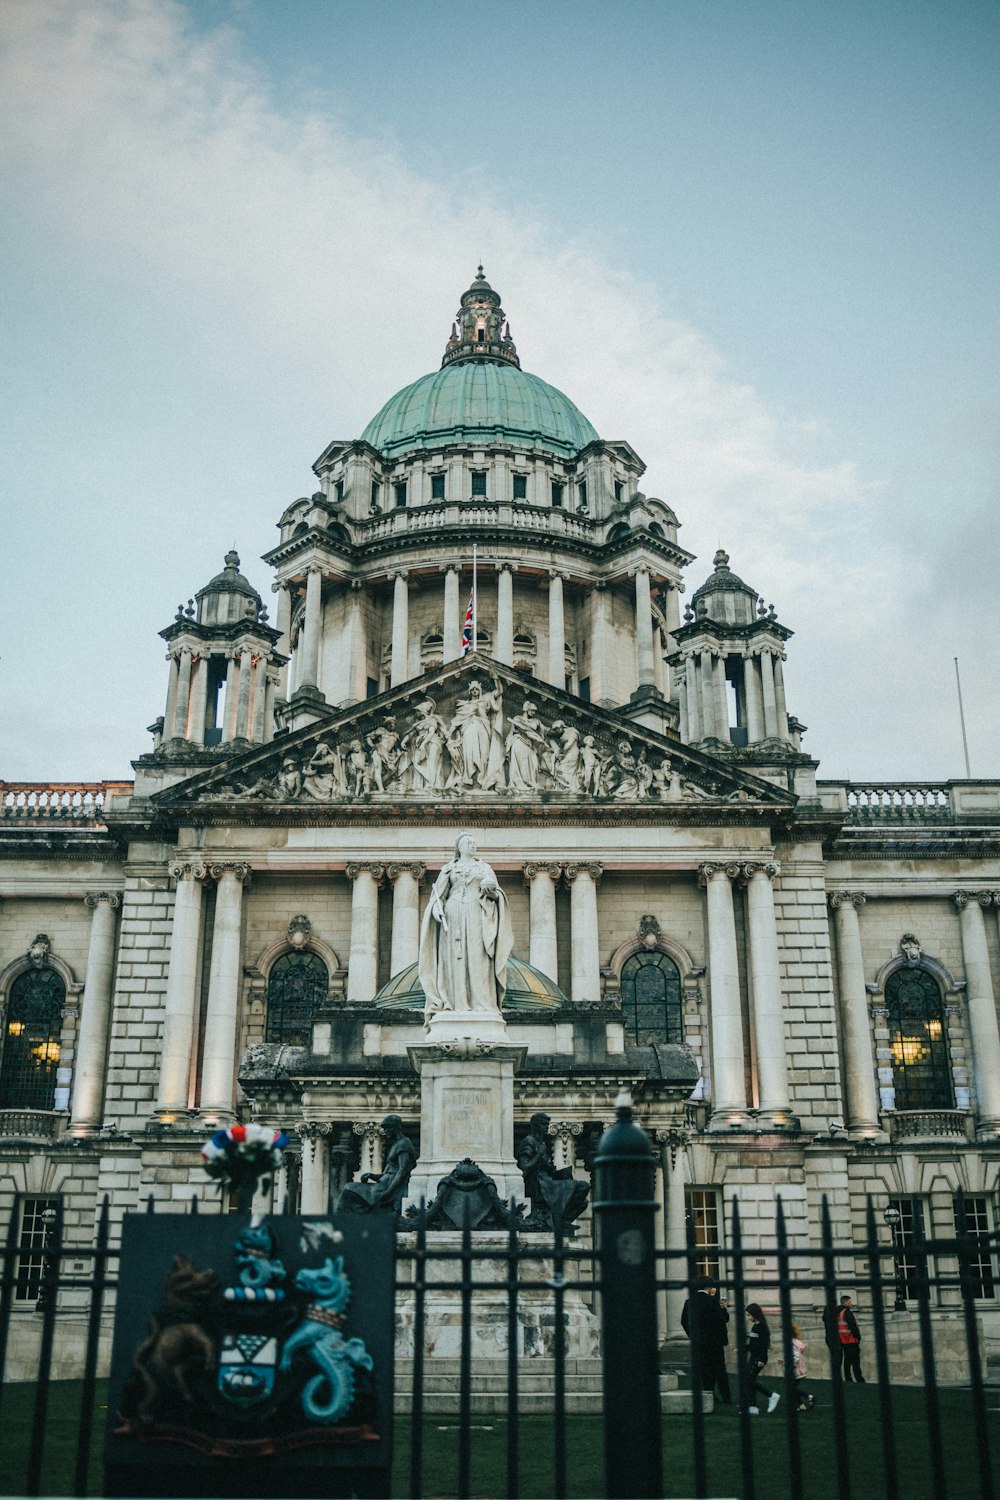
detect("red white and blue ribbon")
[460,586,475,655]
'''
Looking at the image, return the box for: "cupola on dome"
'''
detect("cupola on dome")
[360,269,600,460]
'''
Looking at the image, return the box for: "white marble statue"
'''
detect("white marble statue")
[418,833,514,1024]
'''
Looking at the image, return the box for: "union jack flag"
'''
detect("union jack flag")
[460,587,475,655]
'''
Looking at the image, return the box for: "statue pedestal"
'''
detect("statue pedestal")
[406,1026,527,1205]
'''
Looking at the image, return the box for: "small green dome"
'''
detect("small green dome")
[361,362,599,460]
[374,957,568,1013]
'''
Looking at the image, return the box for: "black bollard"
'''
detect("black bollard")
[594,1091,662,1500]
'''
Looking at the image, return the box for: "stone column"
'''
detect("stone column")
[156,862,207,1116]
[496,564,514,665]
[685,656,701,740]
[565,862,602,1004]
[551,1120,581,1173]
[653,624,668,695]
[589,583,610,704]
[234,647,253,739]
[388,863,424,975]
[634,567,656,691]
[251,656,267,742]
[713,654,729,741]
[662,1130,689,1336]
[274,582,292,698]
[200,862,250,1121]
[677,674,689,741]
[299,567,323,689]
[70,893,121,1135]
[699,863,748,1128]
[760,650,779,739]
[773,655,789,740]
[955,892,1000,1135]
[299,1123,332,1214]
[163,651,180,736]
[353,1119,384,1177]
[222,652,239,741]
[699,650,716,739]
[828,893,881,1135]
[187,655,208,746]
[263,671,277,743]
[443,567,460,661]
[391,570,409,687]
[347,581,368,701]
[548,571,565,687]
[346,863,384,1003]
[524,862,561,982]
[744,862,792,1126]
[172,647,194,740]
[744,656,765,743]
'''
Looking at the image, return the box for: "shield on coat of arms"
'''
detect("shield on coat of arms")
[218,1329,279,1405]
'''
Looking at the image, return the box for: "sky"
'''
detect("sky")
[1,0,998,784]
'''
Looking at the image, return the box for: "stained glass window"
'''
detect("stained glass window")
[0,968,65,1110]
[620,950,682,1046]
[266,952,328,1046]
[885,967,952,1110]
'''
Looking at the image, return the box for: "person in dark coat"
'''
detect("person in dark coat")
[742,1303,780,1415]
[681,1276,731,1404]
[837,1296,865,1382]
[822,1298,844,1379]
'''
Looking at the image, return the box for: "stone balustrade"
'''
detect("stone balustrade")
[888,1110,973,1142]
[358,501,596,546]
[0,1109,66,1141]
[0,782,134,824]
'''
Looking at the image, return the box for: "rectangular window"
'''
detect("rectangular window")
[471,471,487,497]
[394,481,407,509]
[431,473,446,500]
[335,479,345,503]
[551,481,565,508]
[614,480,624,503]
[513,474,527,500]
[14,1195,60,1302]
[955,1196,996,1299]
[685,1187,722,1282]
[366,677,379,699]
[370,481,381,509]
[578,676,590,703]
[888,1197,926,1301]
[577,481,588,508]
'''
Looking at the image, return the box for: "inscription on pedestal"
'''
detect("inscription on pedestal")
[441,1088,494,1152]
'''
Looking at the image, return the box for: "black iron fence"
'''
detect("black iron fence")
[1,1169,998,1498]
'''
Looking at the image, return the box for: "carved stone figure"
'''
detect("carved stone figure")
[28,934,51,968]
[505,701,545,793]
[274,755,303,799]
[303,739,344,800]
[338,1116,416,1213]
[366,720,399,792]
[515,1113,590,1228]
[401,698,448,792]
[551,721,582,792]
[446,680,505,791]
[579,734,605,796]
[418,834,514,1022]
[899,933,922,966]
[346,738,369,796]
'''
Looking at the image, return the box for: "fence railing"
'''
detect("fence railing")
[0,782,134,824]
[1,1186,997,1499]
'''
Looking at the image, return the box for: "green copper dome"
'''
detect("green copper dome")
[361,361,600,460]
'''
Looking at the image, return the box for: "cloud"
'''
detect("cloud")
[0,0,993,781]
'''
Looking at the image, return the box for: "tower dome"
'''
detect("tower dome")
[360,268,600,460]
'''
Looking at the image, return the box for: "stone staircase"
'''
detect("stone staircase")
[394,1357,702,1414]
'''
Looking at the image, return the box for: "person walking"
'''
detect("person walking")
[681,1275,732,1405]
[837,1296,865,1382]
[742,1304,780,1415]
[791,1322,816,1412]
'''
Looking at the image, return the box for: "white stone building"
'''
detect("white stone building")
[1,269,998,1373]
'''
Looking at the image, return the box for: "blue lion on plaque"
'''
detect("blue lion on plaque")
[280,1258,374,1422]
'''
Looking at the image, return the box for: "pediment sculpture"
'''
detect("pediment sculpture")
[185,666,773,808]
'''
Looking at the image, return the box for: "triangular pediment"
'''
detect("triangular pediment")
[153,657,793,812]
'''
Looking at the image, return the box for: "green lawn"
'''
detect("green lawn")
[1,1380,996,1498]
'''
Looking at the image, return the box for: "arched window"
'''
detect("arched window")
[266,951,328,1046]
[0,968,65,1109]
[620,950,683,1046]
[885,967,953,1110]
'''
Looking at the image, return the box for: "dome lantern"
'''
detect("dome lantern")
[441,265,520,370]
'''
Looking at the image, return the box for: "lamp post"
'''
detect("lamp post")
[882,1204,907,1312]
[34,1205,59,1314]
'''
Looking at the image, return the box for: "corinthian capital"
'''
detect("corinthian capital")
[209,861,252,886]
[84,891,121,910]
[829,891,866,911]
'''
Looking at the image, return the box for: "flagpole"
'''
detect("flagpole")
[472,544,478,654]
[954,657,972,776]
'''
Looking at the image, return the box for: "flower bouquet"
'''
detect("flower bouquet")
[201,1122,289,1211]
